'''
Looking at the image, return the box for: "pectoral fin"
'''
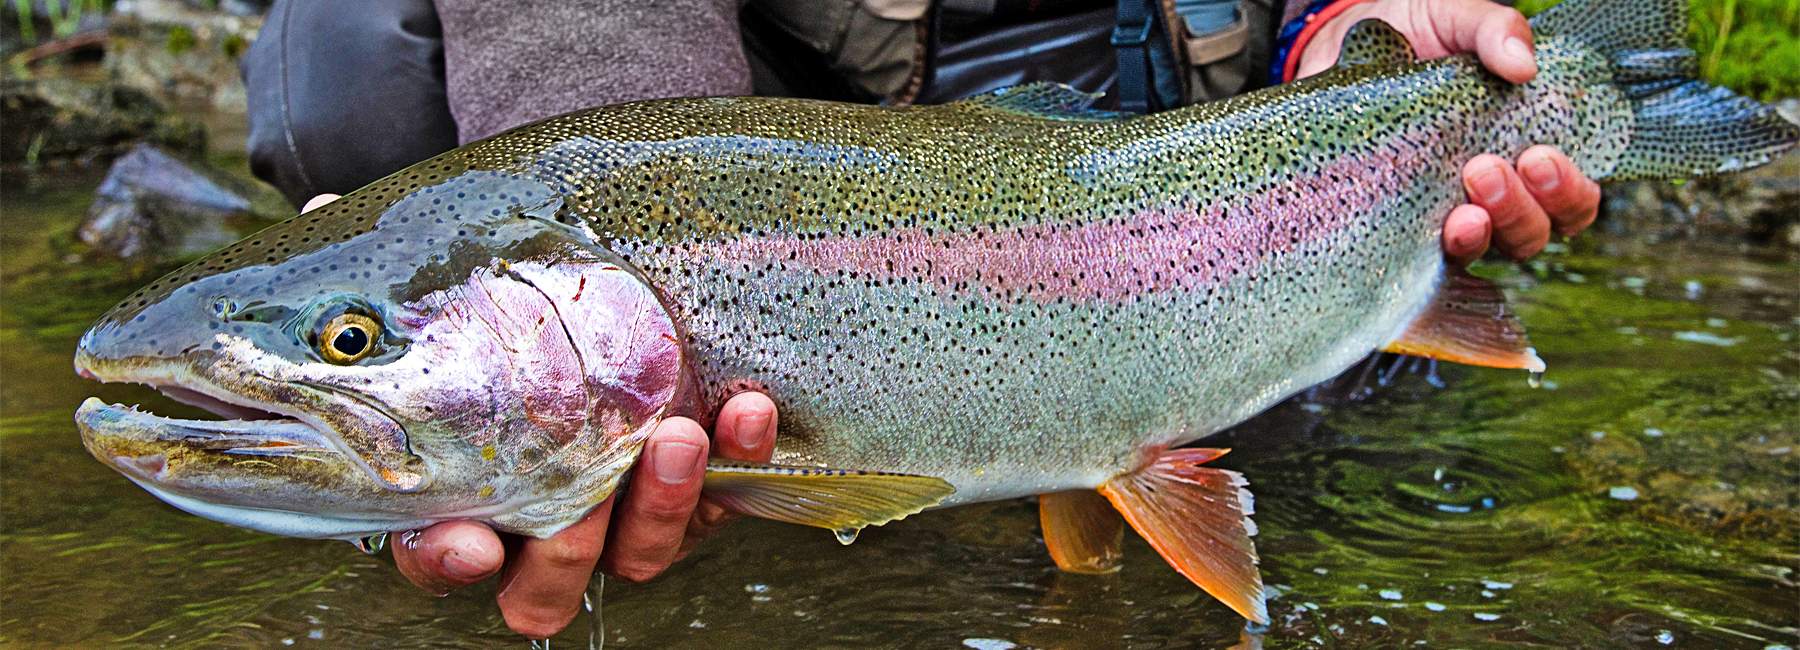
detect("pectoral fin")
[1381,267,1546,372]
[702,460,955,545]
[1040,490,1125,574]
[1098,448,1267,624]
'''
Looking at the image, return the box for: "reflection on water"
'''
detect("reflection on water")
[2,167,1795,649]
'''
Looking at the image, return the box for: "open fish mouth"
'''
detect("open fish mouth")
[72,348,339,475]
[74,396,337,480]
[69,359,449,540]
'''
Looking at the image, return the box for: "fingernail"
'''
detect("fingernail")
[653,441,702,484]
[442,547,487,580]
[1468,167,1507,205]
[736,411,772,450]
[1503,37,1535,71]
[1522,157,1559,191]
[1454,230,1483,255]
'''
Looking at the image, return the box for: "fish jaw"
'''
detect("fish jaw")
[74,397,452,539]
[70,349,475,539]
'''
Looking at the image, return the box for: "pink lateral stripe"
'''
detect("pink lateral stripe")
[699,140,1423,303]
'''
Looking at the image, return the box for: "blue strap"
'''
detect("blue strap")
[1112,0,1154,113]
[1272,0,1338,83]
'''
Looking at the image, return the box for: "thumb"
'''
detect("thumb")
[301,193,342,213]
[1429,0,1537,84]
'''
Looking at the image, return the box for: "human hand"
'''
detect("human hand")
[389,392,777,638]
[1293,0,1601,265]
[306,191,780,640]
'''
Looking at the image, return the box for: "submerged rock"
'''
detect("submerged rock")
[79,143,288,264]
[0,77,204,164]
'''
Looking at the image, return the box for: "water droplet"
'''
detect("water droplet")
[531,639,551,650]
[1527,371,1543,388]
[399,530,423,549]
[833,527,860,545]
[351,533,387,554]
[962,640,1016,650]
[1656,630,1675,645]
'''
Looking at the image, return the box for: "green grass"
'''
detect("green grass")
[1515,0,1800,100]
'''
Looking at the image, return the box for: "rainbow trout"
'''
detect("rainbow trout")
[73,0,1797,622]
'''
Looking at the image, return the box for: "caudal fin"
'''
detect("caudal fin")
[1530,0,1800,180]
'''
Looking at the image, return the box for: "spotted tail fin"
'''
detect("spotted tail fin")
[1530,0,1799,180]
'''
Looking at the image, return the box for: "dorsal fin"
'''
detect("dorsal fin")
[1380,267,1546,371]
[959,82,1132,122]
[1336,19,1416,69]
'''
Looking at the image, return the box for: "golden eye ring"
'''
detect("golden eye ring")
[320,313,381,364]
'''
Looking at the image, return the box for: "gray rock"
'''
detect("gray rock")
[79,143,288,263]
[1601,150,1800,249]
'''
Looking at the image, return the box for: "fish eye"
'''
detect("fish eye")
[319,313,381,364]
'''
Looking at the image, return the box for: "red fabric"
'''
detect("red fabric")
[1281,0,1382,82]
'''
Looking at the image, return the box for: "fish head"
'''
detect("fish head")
[74,170,686,540]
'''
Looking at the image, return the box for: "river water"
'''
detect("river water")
[2,161,1795,649]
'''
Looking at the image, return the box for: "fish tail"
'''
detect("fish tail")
[1530,0,1800,180]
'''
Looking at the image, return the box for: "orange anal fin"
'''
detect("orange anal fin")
[1098,448,1268,624]
[1039,490,1125,574]
[1381,267,1546,371]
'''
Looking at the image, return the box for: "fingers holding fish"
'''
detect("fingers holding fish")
[1462,153,1551,260]
[391,520,503,597]
[1292,0,1536,84]
[1516,145,1601,239]
[1442,204,1493,268]
[684,391,779,550]
[496,495,615,640]
[597,417,708,584]
[711,391,778,462]
[392,394,776,637]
